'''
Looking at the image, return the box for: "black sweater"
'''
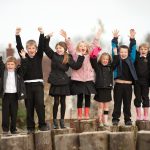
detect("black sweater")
[16,34,44,81]
[135,52,150,84]
[44,37,85,85]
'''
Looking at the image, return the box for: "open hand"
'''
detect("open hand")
[112,29,120,38]
[16,27,21,35]
[19,49,26,58]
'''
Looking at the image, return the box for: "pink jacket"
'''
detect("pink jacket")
[66,38,100,82]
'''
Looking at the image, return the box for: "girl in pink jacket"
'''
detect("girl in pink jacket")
[60,29,101,120]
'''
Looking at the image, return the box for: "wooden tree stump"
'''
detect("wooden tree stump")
[119,125,138,143]
[51,128,75,150]
[34,130,52,150]
[74,119,97,133]
[110,126,120,132]
[136,131,150,150]
[136,120,150,131]
[0,134,34,150]
[79,131,109,150]
[97,126,110,131]
[109,132,135,150]
[55,133,79,150]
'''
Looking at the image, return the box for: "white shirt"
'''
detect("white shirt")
[5,71,17,93]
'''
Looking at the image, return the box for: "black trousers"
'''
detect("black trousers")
[77,94,91,108]
[134,83,149,107]
[2,93,18,132]
[112,83,132,122]
[25,83,46,130]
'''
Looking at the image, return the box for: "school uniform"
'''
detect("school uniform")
[0,57,26,133]
[133,38,150,107]
[111,37,138,124]
[90,57,113,102]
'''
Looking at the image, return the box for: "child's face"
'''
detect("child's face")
[119,48,128,59]
[101,55,109,66]
[78,43,87,55]
[139,46,148,57]
[27,45,37,57]
[6,62,16,71]
[56,45,65,55]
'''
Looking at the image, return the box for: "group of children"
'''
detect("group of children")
[0,27,149,134]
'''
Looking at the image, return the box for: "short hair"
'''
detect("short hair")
[26,40,37,49]
[138,43,150,51]
[119,45,129,52]
[6,56,17,66]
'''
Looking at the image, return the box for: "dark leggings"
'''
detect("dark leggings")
[53,95,66,119]
[77,94,91,108]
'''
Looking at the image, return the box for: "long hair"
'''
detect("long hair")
[98,52,112,64]
[55,42,69,64]
[76,41,90,54]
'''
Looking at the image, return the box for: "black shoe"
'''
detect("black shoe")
[53,119,59,129]
[27,129,35,134]
[11,130,19,134]
[39,125,50,131]
[112,120,119,126]
[60,119,66,129]
[125,121,132,126]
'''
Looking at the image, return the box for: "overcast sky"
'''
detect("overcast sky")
[0,0,150,54]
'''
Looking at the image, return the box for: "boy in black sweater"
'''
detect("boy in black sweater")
[15,27,48,133]
[111,29,138,126]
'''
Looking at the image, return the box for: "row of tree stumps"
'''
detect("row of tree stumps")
[0,119,150,150]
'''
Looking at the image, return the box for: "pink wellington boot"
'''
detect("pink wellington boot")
[136,107,142,121]
[84,107,90,120]
[77,108,82,120]
[143,107,149,121]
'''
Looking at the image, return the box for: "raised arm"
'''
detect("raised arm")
[68,54,85,70]
[44,34,55,59]
[91,28,102,50]
[37,27,44,57]
[16,27,24,57]
[129,29,137,63]
[111,29,119,57]
[90,47,101,71]
[60,29,76,56]
[18,50,28,76]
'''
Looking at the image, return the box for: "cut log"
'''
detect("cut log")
[34,130,52,150]
[110,126,120,132]
[0,134,34,150]
[51,128,75,150]
[74,119,97,133]
[119,125,137,132]
[79,131,109,150]
[136,131,150,150]
[119,125,138,143]
[109,132,135,150]
[55,133,79,150]
[136,120,150,131]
